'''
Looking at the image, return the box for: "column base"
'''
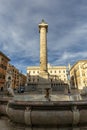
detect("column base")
[38,71,51,93]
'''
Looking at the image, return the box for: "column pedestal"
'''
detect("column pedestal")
[38,71,51,93]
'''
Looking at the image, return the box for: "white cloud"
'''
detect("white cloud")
[53,51,87,66]
[48,23,87,52]
[0,0,87,73]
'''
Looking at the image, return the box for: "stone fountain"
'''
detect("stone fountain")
[0,20,87,129]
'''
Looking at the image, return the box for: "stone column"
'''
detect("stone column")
[38,19,51,92]
[39,19,48,73]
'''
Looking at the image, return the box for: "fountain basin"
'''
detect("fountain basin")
[5,94,87,126]
[0,97,11,115]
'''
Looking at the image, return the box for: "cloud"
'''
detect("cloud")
[53,51,87,66]
[0,0,87,73]
[48,21,87,51]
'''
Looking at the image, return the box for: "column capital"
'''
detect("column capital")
[38,19,48,32]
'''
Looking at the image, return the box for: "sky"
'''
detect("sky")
[0,0,87,74]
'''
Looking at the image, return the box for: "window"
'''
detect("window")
[0,73,2,78]
[64,78,66,81]
[59,70,61,73]
[3,75,5,79]
[51,79,52,82]
[1,58,4,61]
[4,66,7,70]
[37,79,39,82]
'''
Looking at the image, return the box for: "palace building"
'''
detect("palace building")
[27,64,68,91]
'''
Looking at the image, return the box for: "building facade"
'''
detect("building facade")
[6,64,19,89]
[70,60,87,90]
[27,64,68,91]
[0,51,10,90]
[6,64,26,89]
[19,73,27,87]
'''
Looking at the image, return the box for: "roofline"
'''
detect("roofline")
[27,66,66,70]
[70,60,87,71]
[0,51,10,61]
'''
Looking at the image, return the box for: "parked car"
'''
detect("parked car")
[17,86,25,93]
